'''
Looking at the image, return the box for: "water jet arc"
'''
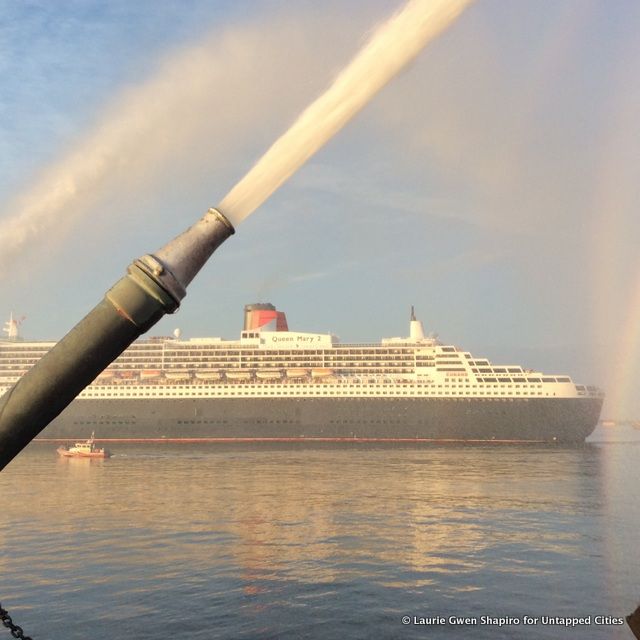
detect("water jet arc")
[0,0,473,470]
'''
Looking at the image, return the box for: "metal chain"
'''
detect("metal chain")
[0,603,33,640]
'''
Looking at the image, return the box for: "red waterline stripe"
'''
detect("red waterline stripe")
[35,437,547,444]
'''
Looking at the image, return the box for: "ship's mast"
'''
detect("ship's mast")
[409,306,425,341]
[2,312,22,341]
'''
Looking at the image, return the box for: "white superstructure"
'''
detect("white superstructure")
[0,308,602,403]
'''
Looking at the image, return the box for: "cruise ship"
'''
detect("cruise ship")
[0,304,603,443]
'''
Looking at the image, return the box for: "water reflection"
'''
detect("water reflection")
[0,439,634,639]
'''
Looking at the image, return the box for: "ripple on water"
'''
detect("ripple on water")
[0,441,635,639]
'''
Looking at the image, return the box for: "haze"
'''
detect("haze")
[0,0,638,418]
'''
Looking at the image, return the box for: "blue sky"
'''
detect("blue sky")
[1,0,639,417]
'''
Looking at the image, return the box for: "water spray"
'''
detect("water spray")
[0,0,472,470]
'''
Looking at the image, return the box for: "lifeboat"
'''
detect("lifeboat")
[225,370,253,380]
[195,371,222,381]
[286,368,308,379]
[57,432,111,459]
[140,369,161,381]
[164,370,191,381]
[97,370,115,380]
[311,368,334,378]
[256,370,282,380]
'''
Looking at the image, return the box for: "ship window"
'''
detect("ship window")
[527,378,541,383]
[541,378,555,383]
[556,377,571,382]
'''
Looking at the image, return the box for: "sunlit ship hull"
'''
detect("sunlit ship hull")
[56,447,110,459]
[38,396,603,444]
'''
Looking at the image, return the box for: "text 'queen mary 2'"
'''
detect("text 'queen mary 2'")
[0,305,604,443]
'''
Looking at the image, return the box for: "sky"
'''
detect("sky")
[0,0,638,418]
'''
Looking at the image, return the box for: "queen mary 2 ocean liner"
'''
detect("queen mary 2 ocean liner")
[0,305,603,443]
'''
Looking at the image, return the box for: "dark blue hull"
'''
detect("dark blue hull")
[38,396,603,443]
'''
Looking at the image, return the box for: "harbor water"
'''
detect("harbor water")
[1,425,638,639]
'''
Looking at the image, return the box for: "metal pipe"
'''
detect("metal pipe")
[0,208,234,471]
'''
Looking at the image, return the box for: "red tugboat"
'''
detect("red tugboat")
[57,432,111,459]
